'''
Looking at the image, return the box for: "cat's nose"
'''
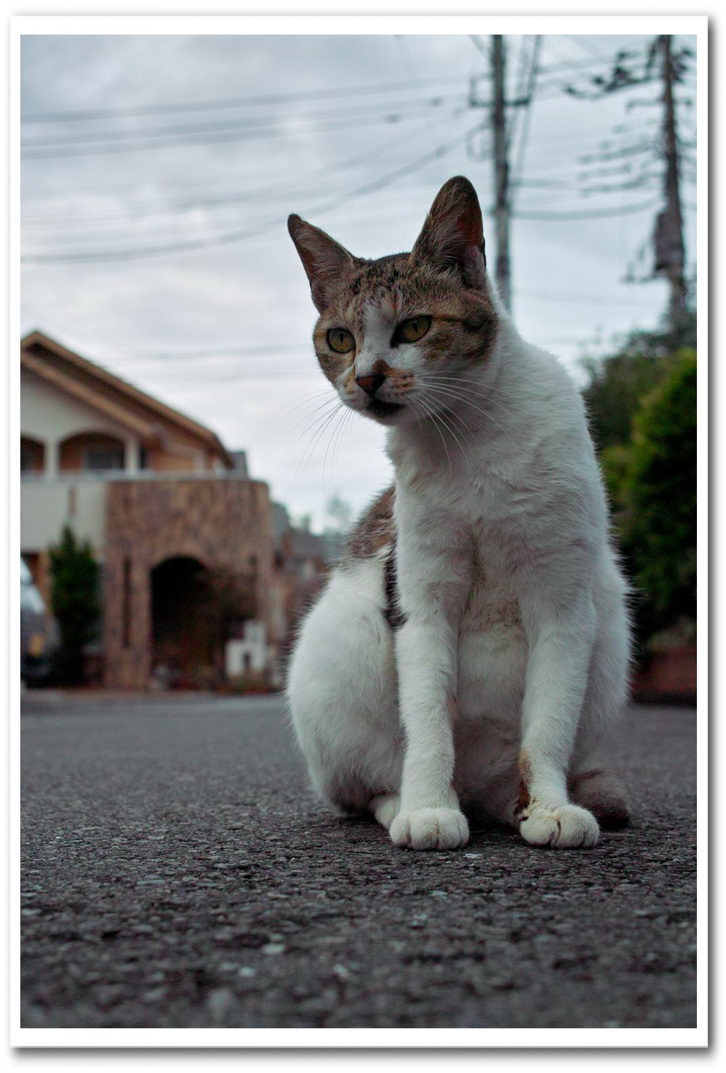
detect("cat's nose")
[355,372,386,397]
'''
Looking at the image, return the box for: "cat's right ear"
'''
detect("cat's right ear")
[288,215,356,312]
[411,176,487,289]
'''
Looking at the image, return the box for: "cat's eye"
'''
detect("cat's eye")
[393,316,432,345]
[327,328,356,354]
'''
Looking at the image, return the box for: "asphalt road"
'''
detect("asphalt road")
[20,691,698,1030]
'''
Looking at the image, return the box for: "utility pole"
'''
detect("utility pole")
[469,35,538,315]
[491,35,512,312]
[655,34,688,333]
[564,34,693,335]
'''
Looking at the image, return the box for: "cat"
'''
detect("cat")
[286,175,631,851]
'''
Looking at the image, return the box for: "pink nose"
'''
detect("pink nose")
[355,373,386,397]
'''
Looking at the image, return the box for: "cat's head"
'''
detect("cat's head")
[288,176,498,427]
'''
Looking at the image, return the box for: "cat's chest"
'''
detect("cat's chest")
[465,520,522,618]
[404,469,533,561]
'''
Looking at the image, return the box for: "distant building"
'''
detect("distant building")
[228,451,250,478]
[21,330,280,690]
[270,502,330,665]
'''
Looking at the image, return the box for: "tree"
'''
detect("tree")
[603,350,697,650]
[49,525,101,684]
[581,310,696,453]
[325,493,353,532]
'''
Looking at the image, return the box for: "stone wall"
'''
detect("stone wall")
[103,478,274,689]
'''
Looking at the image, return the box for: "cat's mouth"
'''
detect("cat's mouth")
[366,398,405,422]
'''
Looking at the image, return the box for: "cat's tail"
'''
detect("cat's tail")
[569,769,630,830]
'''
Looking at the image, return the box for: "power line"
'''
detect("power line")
[565,35,613,65]
[21,75,466,123]
[21,119,478,264]
[22,110,461,225]
[96,343,305,361]
[22,93,460,149]
[519,287,664,308]
[513,197,661,221]
[510,37,542,208]
[22,101,462,159]
[22,111,468,231]
[101,284,658,366]
[21,67,619,163]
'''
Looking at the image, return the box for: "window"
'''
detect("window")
[20,438,44,473]
[84,445,124,472]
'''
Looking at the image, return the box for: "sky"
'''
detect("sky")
[19,22,700,531]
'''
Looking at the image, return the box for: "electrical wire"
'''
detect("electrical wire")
[21,117,478,264]
[22,75,467,123]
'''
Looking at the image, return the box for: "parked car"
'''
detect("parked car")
[20,559,58,684]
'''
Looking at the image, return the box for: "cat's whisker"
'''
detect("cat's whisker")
[273,395,342,468]
[333,407,355,468]
[282,386,341,417]
[424,370,516,393]
[424,383,511,436]
[407,396,447,467]
[275,389,344,451]
[409,395,460,477]
[322,404,353,490]
[425,373,520,405]
[426,400,470,462]
[426,384,495,419]
[302,400,346,472]
[286,400,345,489]
[424,387,513,449]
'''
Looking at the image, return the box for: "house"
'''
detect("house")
[270,502,330,668]
[21,330,279,690]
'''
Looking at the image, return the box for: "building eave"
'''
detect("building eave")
[21,331,233,467]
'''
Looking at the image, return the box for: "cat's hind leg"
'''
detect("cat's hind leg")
[369,792,400,829]
[569,769,630,830]
[286,556,403,820]
[568,571,632,831]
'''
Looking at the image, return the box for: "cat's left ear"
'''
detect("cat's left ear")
[411,176,487,289]
[288,215,357,312]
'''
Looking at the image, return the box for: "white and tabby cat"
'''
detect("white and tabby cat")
[286,176,631,851]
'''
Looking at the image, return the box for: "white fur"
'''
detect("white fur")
[287,286,630,852]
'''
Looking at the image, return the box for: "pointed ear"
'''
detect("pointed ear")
[411,176,487,288]
[288,214,357,312]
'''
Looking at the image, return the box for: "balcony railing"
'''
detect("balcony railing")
[21,469,246,483]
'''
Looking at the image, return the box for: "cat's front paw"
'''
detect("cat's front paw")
[519,802,599,849]
[389,807,469,850]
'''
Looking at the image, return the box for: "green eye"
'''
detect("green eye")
[326,328,356,354]
[395,316,431,344]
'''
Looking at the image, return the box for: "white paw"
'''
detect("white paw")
[519,802,599,848]
[369,792,400,830]
[389,807,469,850]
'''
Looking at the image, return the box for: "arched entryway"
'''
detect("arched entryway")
[103,479,272,690]
[59,431,125,473]
[21,436,45,474]
[151,556,219,688]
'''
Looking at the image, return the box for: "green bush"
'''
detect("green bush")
[49,525,101,685]
[604,350,697,650]
[581,311,696,453]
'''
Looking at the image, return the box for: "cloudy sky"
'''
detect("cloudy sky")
[19,20,700,529]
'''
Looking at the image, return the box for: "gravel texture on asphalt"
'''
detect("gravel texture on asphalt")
[20,693,698,1030]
